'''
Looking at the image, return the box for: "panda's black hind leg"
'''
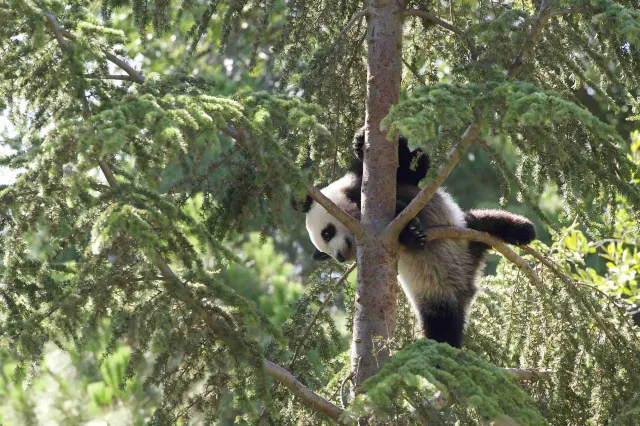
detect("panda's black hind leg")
[397,202,426,250]
[465,209,536,245]
[420,300,465,348]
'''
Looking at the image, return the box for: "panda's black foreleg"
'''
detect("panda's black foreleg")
[397,201,426,250]
[419,300,465,348]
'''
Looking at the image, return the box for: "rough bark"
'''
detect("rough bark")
[350,0,405,393]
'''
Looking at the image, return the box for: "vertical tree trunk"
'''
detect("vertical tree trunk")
[350,0,404,392]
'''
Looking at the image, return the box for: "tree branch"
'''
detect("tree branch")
[307,185,365,238]
[402,57,426,85]
[385,123,480,239]
[507,0,551,80]
[41,11,146,83]
[504,367,552,381]
[424,226,542,290]
[289,264,357,369]
[221,124,366,238]
[84,74,136,81]
[263,360,347,422]
[404,9,462,35]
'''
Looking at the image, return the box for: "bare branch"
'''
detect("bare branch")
[507,0,551,79]
[505,368,552,381]
[341,10,368,38]
[385,123,480,239]
[43,14,70,50]
[84,74,136,81]
[402,58,426,85]
[404,9,462,35]
[425,226,542,289]
[263,360,348,422]
[307,185,366,238]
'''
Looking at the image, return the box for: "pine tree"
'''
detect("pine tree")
[0,0,639,424]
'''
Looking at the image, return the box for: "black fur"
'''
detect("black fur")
[351,127,429,186]
[292,194,314,213]
[464,209,536,245]
[397,201,426,250]
[420,300,466,348]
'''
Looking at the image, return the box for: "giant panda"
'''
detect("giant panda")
[294,128,536,348]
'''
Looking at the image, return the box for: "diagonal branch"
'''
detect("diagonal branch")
[424,226,542,290]
[40,11,145,83]
[84,74,137,81]
[222,124,366,238]
[385,123,480,239]
[307,185,365,237]
[404,9,462,35]
[507,0,551,79]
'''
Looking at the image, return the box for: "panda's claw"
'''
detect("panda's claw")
[399,218,427,251]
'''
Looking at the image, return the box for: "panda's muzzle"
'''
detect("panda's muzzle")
[336,252,346,263]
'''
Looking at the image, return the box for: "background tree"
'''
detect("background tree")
[0,0,639,425]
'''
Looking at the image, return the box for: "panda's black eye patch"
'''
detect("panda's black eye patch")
[321,224,336,242]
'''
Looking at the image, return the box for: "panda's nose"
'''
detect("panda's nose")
[336,252,346,263]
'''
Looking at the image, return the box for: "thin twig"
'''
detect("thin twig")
[45,20,145,83]
[385,123,480,238]
[404,9,462,35]
[504,367,552,381]
[84,74,136,81]
[507,0,551,79]
[289,264,357,369]
[402,58,426,85]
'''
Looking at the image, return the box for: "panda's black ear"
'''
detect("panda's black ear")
[292,194,314,213]
[313,248,331,261]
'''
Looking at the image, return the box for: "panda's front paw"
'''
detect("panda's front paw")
[399,217,426,251]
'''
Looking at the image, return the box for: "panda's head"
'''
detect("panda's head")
[294,174,361,263]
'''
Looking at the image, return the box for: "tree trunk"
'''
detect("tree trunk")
[350,0,404,393]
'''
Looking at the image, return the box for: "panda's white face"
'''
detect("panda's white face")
[305,174,360,262]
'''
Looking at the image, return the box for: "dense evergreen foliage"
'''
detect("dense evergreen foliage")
[0,0,638,424]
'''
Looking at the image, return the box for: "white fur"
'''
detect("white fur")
[305,173,359,260]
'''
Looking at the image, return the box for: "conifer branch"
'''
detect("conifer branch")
[385,123,480,239]
[424,226,541,289]
[507,0,551,79]
[40,10,146,83]
[84,74,137,81]
[504,368,552,381]
[262,360,347,422]
[403,9,462,35]
[222,124,366,237]
[289,264,357,369]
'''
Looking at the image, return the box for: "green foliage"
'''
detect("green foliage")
[347,340,546,425]
[1,0,639,424]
